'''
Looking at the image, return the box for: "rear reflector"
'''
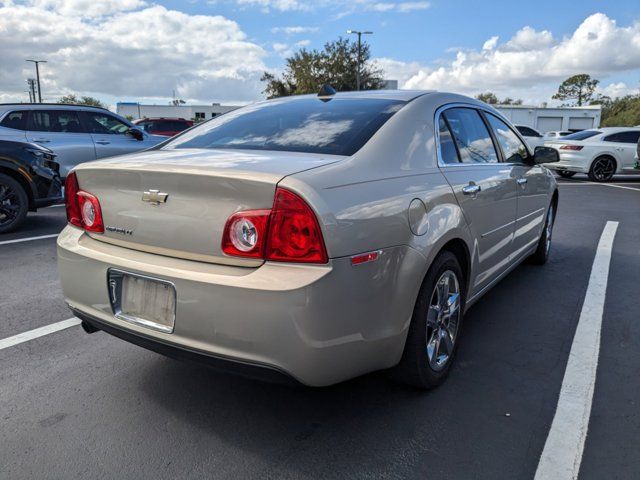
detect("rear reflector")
[559,145,583,151]
[351,251,380,266]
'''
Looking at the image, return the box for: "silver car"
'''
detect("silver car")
[57,90,559,388]
[0,104,165,177]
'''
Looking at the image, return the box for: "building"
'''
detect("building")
[116,102,239,121]
[495,104,601,133]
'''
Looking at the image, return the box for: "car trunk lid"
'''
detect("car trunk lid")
[74,148,340,266]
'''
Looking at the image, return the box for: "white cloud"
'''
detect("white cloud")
[29,0,146,18]
[0,1,267,104]
[235,0,429,13]
[379,13,640,103]
[270,25,319,35]
[295,39,311,47]
[597,82,640,99]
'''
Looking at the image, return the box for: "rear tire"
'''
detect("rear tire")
[588,156,616,182]
[529,201,556,265]
[0,173,29,234]
[392,251,465,389]
[557,171,576,178]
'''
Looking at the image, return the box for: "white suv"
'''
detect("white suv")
[0,104,165,177]
[544,127,640,181]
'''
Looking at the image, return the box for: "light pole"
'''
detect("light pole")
[26,59,47,103]
[346,30,373,91]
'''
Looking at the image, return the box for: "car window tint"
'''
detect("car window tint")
[486,114,530,163]
[517,126,540,137]
[442,108,498,164]
[604,131,640,144]
[27,110,84,133]
[84,112,130,135]
[438,116,460,164]
[164,97,406,156]
[0,111,28,130]
[563,130,601,140]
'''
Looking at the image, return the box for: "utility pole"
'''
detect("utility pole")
[27,78,37,103]
[26,59,47,103]
[346,30,373,91]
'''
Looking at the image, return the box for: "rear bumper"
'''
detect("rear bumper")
[57,226,424,386]
[73,308,297,385]
[544,153,590,173]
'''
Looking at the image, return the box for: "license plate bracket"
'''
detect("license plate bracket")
[107,269,176,333]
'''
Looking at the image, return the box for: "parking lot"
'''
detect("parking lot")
[1,175,639,479]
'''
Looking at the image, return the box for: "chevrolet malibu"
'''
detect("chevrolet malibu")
[57,90,560,388]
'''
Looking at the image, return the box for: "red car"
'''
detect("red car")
[133,117,193,137]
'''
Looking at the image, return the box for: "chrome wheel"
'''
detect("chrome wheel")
[544,205,555,254]
[591,157,615,181]
[426,270,461,371]
[0,183,21,228]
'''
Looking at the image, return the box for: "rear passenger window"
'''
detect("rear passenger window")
[442,108,498,164]
[438,117,460,164]
[0,111,28,131]
[28,110,84,133]
[604,131,640,144]
[485,114,530,163]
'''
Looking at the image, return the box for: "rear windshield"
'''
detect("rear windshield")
[563,130,602,141]
[163,97,406,156]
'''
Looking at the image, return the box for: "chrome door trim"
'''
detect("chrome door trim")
[481,220,516,238]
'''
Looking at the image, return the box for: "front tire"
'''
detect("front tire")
[529,201,556,265]
[0,173,29,234]
[588,156,616,182]
[557,170,576,178]
[392,251,465,389]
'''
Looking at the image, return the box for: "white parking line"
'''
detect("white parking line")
[0,318,80,351]
[559,182,640,192]
[0,233,59,246]
[534,221,619,480]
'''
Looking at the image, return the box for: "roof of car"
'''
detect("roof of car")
[270,89,436,102]
[0,103,111,112]
[590,126,640,133]
[134,117,190,121]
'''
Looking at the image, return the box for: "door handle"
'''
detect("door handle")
[517,177,528,185]
[95,140,110,145]
[462,184,481,195]
[33,138,50,143]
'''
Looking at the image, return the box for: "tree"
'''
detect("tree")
[58,94,107,108]
[599,94,640,127]
[552,74,599,106]
[261,37,385,98]
[475,92,523,105]
[476,92,499,104]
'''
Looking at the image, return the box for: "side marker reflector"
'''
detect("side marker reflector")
[351,251,381,266]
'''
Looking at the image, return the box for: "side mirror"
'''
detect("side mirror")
[126,128,144,141]
[533,146,559,164]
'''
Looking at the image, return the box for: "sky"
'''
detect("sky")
[1,0,639,108]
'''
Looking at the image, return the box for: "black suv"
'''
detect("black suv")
[0,140,62,233]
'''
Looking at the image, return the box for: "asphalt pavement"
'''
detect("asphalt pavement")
[0,175,639,479]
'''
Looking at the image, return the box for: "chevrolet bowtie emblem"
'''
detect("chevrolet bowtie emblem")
[142,189,169,205]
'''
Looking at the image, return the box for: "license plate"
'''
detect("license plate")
[108,269,176,333]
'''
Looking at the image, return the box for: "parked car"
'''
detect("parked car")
[133,117,193,137]
[0,140,62,233]
[57,90,559,388]
[0,104,165,178]
[544,127,640,181]
[544,130,572,139]
[515,125,545,149]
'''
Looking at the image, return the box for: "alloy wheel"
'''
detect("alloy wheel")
[591,158,615,181]
[545,205,555,254]
[0,183,21,228]
[426,270,461,371]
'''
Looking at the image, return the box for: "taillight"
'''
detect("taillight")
[560,145,583,151]
[65,172,82,228]
[77,191,104,233]
[64,171,104,233]
[221,210,270,258]
[221,187,328,264]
